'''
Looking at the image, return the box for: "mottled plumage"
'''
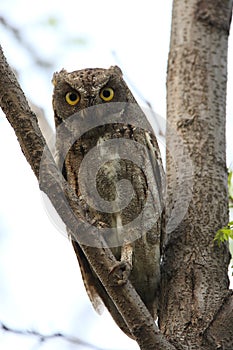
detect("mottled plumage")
[52,66,165,337]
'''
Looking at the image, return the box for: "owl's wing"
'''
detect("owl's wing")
[71,239,104,314]
[72,239,134,337]
[56,146,103,314]
[145,130,165,205]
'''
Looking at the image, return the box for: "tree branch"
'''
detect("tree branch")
[0,321,106,350]
[159,0,232,348]
[203,292,233,349]
[0,45,176,350]
[195,0,233,33]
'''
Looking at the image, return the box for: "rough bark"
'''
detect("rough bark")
[160,0,233,349]
[203,291,233,349]
[0,45,175,350]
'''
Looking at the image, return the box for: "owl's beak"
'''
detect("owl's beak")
[87,96,96,107]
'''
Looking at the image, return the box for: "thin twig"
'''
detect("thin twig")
[0,321,118,350]
[0,16,53,69]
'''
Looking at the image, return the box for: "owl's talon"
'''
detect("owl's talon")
[109,261,132,286]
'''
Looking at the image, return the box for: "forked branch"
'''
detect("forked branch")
[0,45,176,350]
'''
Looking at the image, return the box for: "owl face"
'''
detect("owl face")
[52,65,135,126]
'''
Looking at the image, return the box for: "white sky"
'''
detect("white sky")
[0,1,232,350]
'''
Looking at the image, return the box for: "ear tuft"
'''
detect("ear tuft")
[52,72,58,86]
[52,69,68,86]
[109,65,123,76]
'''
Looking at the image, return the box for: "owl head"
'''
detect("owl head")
[52,65,136,127]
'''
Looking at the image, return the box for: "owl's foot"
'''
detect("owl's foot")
[109,260,132,286]
[109,241,133,286]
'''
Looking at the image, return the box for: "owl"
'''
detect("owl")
[52,65,165,338]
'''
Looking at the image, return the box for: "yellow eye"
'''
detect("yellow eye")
[65,92,80,105]
[100,87,114,101]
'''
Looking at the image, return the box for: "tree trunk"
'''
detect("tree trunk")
[159,0,232,349]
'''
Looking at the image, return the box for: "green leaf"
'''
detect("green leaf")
[228,171,232,187]
[229,171,233,203]
[214,222,233,246]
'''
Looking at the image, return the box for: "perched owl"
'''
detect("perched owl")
[52,65,165,338]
